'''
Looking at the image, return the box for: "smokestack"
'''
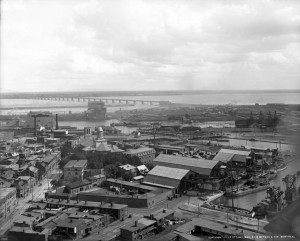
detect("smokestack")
[56,114,58,130]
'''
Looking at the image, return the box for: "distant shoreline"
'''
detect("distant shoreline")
[1,89,300,99]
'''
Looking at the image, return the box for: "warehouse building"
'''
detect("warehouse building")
[151,154,222,191]
[144,165,192,193]
[153,154,219,177]
[212,149,253,171]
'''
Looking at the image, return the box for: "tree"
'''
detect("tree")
[60,142,73,159]
[59,156,70,169]
[104,164,118,179]
[70,152,86,160]
[123,172,134,181]
[145,162,155,171]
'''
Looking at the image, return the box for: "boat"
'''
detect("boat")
[229,215,268,226]
[202,202,252,218]
[257,170,277,180]
[199,191,224,202]
[226,182,270,197]
[276,163,287,172]
[249,138,257,142]
[268,170,278,179]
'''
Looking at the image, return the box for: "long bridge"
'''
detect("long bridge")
[32,97,171,106]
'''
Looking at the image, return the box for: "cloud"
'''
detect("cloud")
[1,0,300,92]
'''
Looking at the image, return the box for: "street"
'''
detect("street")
[0,168,58,236]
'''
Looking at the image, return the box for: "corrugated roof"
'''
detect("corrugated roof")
[147,165,190,180]
[153,154,218,176]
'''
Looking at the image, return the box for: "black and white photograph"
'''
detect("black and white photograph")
[0,0,300,240]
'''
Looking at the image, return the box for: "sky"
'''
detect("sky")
[1,0,300,93]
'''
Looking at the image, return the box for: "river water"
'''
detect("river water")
[214,158,300,211]
[1,90,300,115]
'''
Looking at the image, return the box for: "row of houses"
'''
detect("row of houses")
[7,198,129,241]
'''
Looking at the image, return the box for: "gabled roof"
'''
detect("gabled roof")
[153,154,218,176]
[213,149,251,163]
[147,165,190,180]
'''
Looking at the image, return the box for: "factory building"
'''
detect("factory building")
[124,147,156,164]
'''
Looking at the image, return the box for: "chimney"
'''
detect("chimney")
[56,114,58,130]
[163,209,166,213]
[150,214,154,220]
[135,221,138,227]
[110,202,113,207]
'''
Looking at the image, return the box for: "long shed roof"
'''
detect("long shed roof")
[147,165,190,180]
[153,154,218,176]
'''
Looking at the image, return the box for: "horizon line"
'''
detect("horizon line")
[1,89,300,94]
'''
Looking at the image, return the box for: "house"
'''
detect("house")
[63,159,87,182]
[89,174,106,187]
[64,180,92,194]
[137,165,149,175]
[39,151,60,173]
[120,218,157,241]
[119,164,137,176]
[28,166,39,181]
[18,175,36,189]
[0,188,17,219]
